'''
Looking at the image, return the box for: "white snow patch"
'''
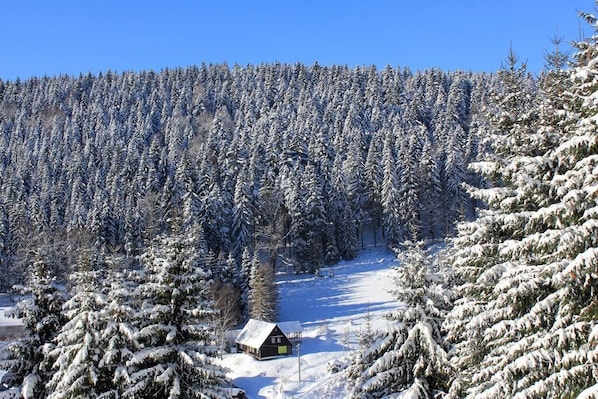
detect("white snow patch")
[0,295,22,327]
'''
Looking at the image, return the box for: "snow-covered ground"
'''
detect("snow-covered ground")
[0,247,400,398]
[221,246,400,399]
[0,294,20,328]
[0,294,22,383]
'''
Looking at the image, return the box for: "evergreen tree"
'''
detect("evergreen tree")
[418,136,442,239]
[239,247,253,317]
[331,154,359,260]
[230,167,255,260]
[97,259,138,399]
[125,233,226,398]
[46,252,107,399]
[364,133,384,242]
[347,243,452,398]
[381,129,405,247]
[488,45,538,158]
[248,257,278,322]
[0,206,11,291]
[0,256,65,399]
[441,124,468,234]
[445,12,598,398]
[398,133,422,240]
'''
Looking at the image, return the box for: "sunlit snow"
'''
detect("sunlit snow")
[219,246,400,398]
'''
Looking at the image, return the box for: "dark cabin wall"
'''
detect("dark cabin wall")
[258,325,293,359]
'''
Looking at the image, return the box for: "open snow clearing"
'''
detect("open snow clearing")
[220,246,400,399]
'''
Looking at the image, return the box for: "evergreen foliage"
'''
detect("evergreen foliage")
[0,64,488,287]
[0,256,65,399]
[46,252,107,399]
[125,233,227,398]
[248,258,278,322]
[97,260,138,398]
[2,9,596,397]
[347,243,452,398]
[444,11,598,398]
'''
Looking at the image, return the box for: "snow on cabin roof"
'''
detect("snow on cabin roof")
[235,319,302,348]
[235,319,278,348]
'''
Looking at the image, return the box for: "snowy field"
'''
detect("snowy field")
[220,246,400,399]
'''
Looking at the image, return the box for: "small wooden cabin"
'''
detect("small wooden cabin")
[235,319,294,360]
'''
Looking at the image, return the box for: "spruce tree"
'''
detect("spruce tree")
[381,129,405,247]
[248,258,278,322]
[46,252,107,399]
[347,243,452,398]
[445,12,598,398]
[0,256,65,399]
[125,232,226,398]
[97,261,139,398]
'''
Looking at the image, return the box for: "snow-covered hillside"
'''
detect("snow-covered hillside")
[220,246,400,399]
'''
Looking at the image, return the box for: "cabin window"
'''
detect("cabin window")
[278,346,288,355]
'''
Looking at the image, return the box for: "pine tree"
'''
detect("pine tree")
[347,243,452,398]
[46,252,107,399]
[445,12,598,398]
[0,256,65,399]
[125,233,226,398]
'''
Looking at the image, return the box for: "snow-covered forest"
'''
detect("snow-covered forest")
[1,5,597,399]
[0,62,490,289]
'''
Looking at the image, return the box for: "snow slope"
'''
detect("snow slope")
[220,246,400,399]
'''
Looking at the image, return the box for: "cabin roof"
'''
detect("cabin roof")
[235,319,278,348]
[235,319,302,349]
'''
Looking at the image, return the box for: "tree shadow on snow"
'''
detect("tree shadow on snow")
[276,253,398,328]
[233,375,278,399]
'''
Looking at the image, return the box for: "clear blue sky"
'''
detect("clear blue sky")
[1,1,595,81]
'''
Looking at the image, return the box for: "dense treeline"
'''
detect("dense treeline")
[0,63,499,288]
